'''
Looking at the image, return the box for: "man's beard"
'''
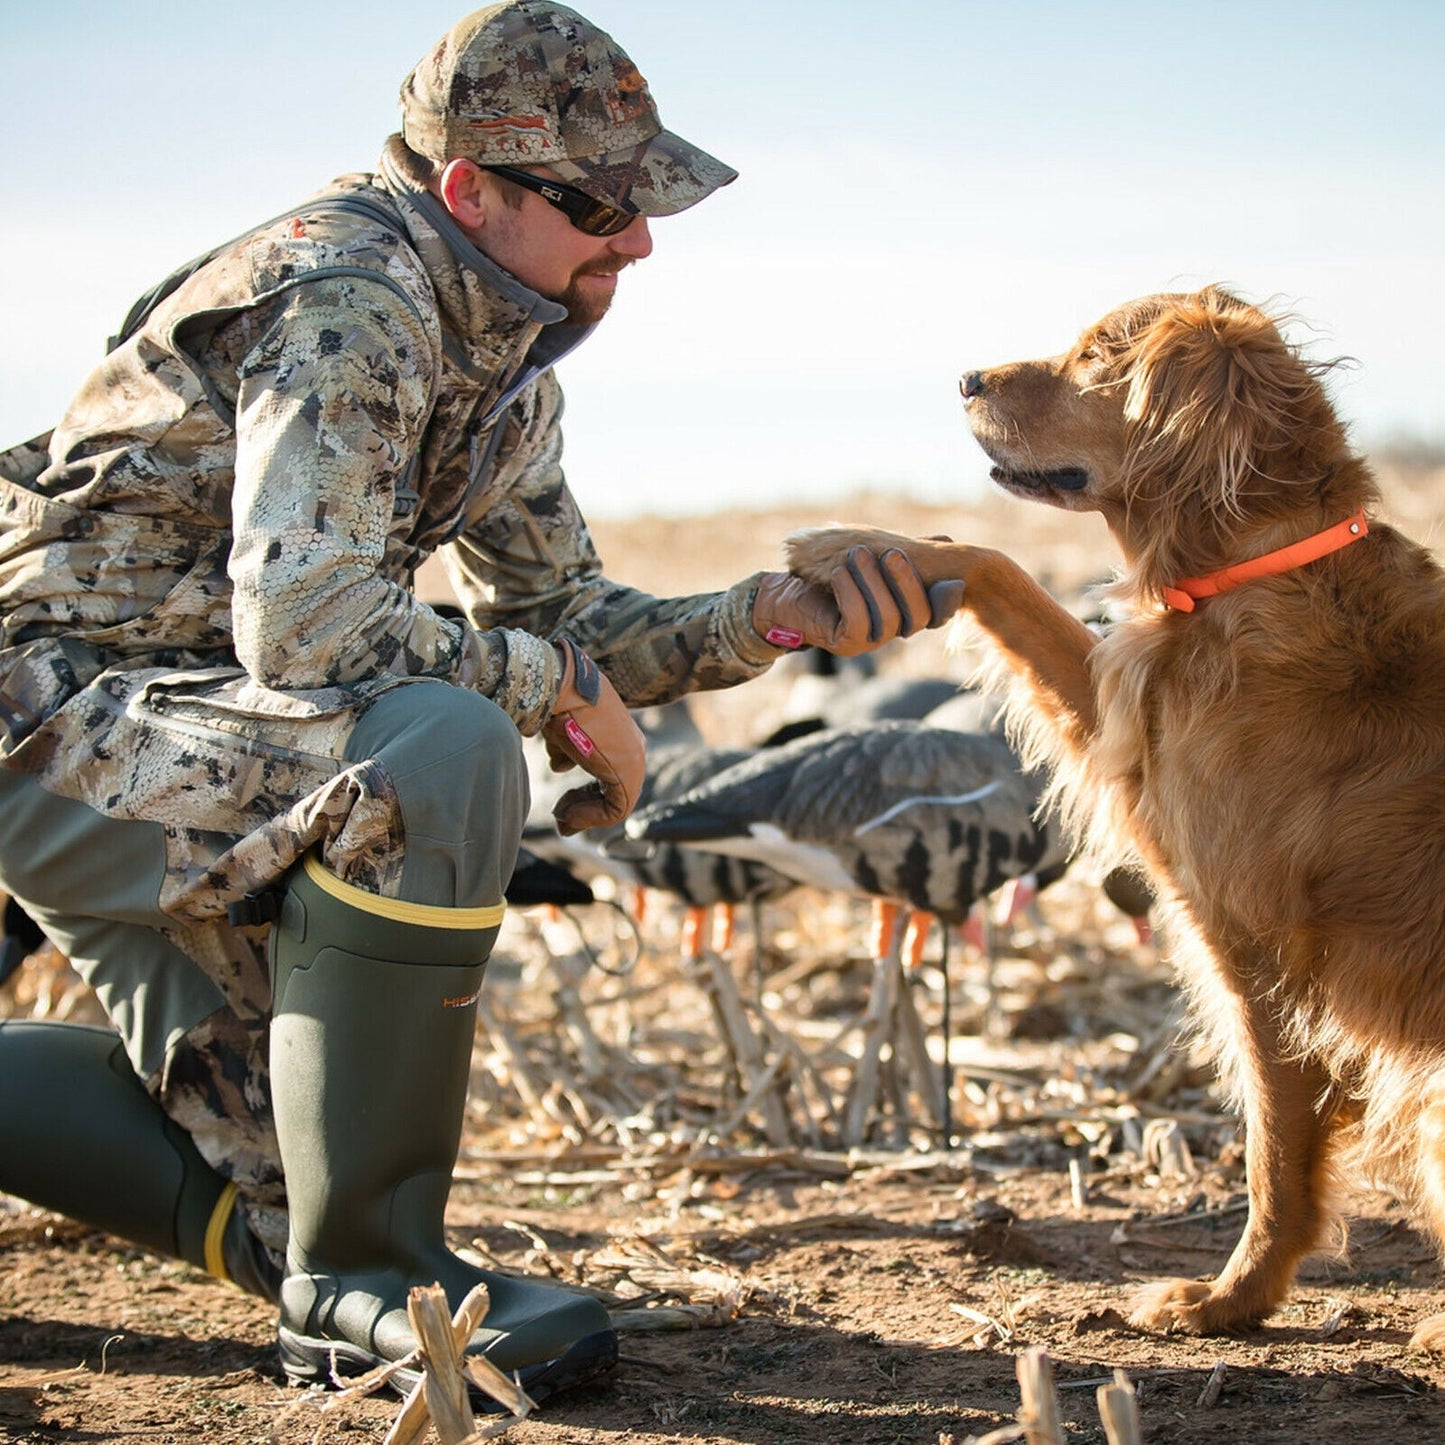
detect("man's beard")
[558,260,629,327]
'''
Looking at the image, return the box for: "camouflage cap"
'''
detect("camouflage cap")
[400,3,737,218]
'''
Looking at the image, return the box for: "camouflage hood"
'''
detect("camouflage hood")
[375,135,591,399]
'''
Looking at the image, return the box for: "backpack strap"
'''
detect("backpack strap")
[106,194,403,353]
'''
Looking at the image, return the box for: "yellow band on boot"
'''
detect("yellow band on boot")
[302,853,506,930]
[204,1180,239,1284]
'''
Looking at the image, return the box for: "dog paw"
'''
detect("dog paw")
[1128,1279,1263,1336]
[783,525,916,587]
[1409,1313,1445,1352]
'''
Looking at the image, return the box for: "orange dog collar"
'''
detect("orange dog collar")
[1163,509,1369,612]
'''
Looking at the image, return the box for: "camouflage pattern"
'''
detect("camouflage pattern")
[399,3,737,215]
[154,937,290,1251]
[0,136,774,1213]
[0,136,777,909]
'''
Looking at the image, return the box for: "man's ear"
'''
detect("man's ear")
[437,158,488,230]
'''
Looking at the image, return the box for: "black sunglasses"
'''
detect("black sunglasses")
[485,166,637,237]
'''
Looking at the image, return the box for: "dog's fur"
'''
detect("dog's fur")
[787,285,1445,1346]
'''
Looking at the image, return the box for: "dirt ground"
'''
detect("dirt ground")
[5,474,1445,1444]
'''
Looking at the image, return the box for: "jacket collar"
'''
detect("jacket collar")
[375,138,592,399]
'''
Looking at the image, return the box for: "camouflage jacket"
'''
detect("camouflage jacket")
[0,137,778,755]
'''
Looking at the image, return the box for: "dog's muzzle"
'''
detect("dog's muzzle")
[990,465,1090,493]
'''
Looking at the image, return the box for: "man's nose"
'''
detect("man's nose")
[612,214,653,259]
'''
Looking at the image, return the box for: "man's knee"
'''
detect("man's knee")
[346,683,525,806]
[343,683,528,908]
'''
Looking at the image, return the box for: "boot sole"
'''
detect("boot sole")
[278,1325,618,1410]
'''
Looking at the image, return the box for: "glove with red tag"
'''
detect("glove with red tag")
[542,639,647,836]
[753,545,964,657]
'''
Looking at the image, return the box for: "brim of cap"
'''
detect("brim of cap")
[550,128,737,218]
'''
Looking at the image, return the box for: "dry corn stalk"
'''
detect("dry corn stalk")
[1097,1368,1142,1445]
[384,1283,533,1445]
[1016,1346,1063,1445]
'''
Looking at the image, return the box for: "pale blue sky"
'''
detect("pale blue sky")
[3,1,1441,516]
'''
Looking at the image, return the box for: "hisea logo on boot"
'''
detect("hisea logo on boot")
[442,985,484,1009]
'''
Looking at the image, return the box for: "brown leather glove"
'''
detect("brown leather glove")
[753,546,964,657]
[542,639,647,836]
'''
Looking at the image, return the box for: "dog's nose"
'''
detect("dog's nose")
[959,371,985,399]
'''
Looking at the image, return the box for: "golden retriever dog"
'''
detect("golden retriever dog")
[787,284,1445,1347]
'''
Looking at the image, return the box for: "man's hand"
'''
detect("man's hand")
[753,546,965,657]
[542,639,646,835]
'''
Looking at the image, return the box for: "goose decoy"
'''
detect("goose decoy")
[505,848,595,909]
[526,738,795,907]
[758,645,880,747]
[0,896,47,990]
[1101,864,1156,944]
[625,719,1068,1144]
[804,673,963,732]
[524,729,798,964]
[625,721,1063,926]
[922,692,1153,943]
[920,688,1007,736]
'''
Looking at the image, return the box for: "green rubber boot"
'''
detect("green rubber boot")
[270,854,616,1404]
[0,1019,281,1301]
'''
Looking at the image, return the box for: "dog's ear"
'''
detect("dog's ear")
[1121,288,1327,519]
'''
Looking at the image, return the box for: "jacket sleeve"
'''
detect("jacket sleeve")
[227,276,561,723]
[441,370,784,711]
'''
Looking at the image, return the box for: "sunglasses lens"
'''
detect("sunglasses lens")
[576,199,636,237]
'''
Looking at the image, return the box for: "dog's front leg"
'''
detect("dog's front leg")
[1404,1094,1445,1351]
[1130,987,1342,1335]
[958,546,1100,742]
[785,529,1099,742]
